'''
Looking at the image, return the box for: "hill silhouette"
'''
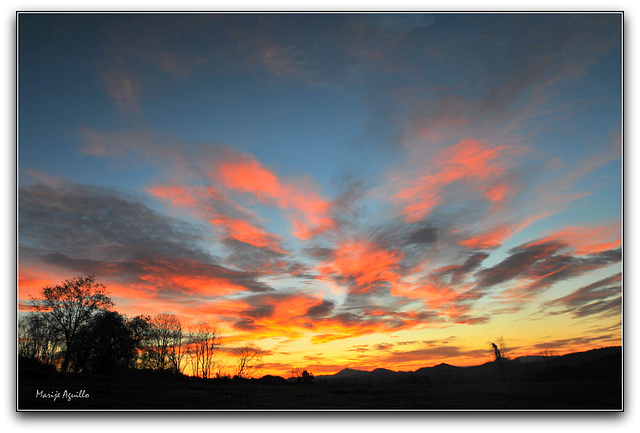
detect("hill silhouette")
[315,346,621,384]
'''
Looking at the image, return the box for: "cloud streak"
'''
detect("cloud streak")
[19,182,277,305]
[213,152,336,240]
[541,273,622,319]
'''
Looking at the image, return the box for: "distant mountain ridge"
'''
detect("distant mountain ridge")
[312,346,621,384]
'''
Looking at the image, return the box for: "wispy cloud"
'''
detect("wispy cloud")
[147,183,289,255]
[213,152,336,240]
[81,129,337,242]
[541,273,621,319]
[19,182,277,304]
[99,14,226,111]
[316,238,404,295]
[475,238,621,303]
[387,139,524,223]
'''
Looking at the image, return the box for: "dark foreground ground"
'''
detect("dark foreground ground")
[19,372,620,410]
[18,347,622,410]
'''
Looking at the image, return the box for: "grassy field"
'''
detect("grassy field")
[18,366,622,410]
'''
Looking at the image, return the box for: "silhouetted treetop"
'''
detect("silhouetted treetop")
[29,275,113,372]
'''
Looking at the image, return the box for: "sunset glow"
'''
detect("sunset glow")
[18,13,622,378]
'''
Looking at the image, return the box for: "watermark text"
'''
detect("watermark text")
[36,389,90,402]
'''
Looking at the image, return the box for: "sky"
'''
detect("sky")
[17,12,622,378]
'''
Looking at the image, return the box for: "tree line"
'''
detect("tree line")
[19,275,267,379]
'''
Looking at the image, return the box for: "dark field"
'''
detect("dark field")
[19,371,621,410]
[18,347,622,411]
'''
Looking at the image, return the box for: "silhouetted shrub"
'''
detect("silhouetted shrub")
[258,375,287,384]
[298,369,315,384]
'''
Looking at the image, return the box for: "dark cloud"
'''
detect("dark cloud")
[232,318,258,330]
[541,272,621,319]
[368,217,442,252]
[19,182,275,294]
[453,315,490,325]
[395,340,418,346]
[220,237,288,273]
[572,297,621,319]
[519,250,621,295]
[20,182,208,262]
[302,246,334,261]
[433,252,489,286]
[305,300,335,318]
[530,333,618,351]
[473,238,621,305]
[476,241,564,289]
[331,312,364,326]
[349,345,370,353]
[374,343,394,351]
[422,337,458,347]
[553,273,621,309]
[406,225,438,245]
[244,304,276,319]
[327,177,369,234]
[381,345,465,364]
[285,261,318,281]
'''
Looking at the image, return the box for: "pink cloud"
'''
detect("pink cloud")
[214,153,336,239]
[523,221,621,255]
[391,140,519,222]
[317,239,404,294]
[148,183,288,254]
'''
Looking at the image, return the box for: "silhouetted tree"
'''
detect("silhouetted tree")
[537,347,558,358]
[494,336,509,360]
[188,322,219,379]
[492,343,502,361]
[144,313,185,374]
[233,342,265,379]
[29,275,113,372]
[128,314,152,351]
[491,336,509,381]
[18,312,63,365]
[300,369,314,384]
[288,367,314,383]
[289,367,303,380]
[73,310,150,374]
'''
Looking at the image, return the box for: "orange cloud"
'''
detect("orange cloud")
[391,279,480,324]
[524,221,621,255]
[215,153,335,239]
[210,216,288,254]
[147,184,200,208]
[456,212,552,250]
[317,239,404,294]
[393,140,517,222]
[310,333,355,344]
[18,267,75,306]
[217,293,340,341]
[439,140,506,182]
[458,224,513,250]
[308,317,389,344]
[482,181,511,203]
[18,266,159,318]
[273,294,319,319]
[216,156,281,199]
[148,183,288,253]
[132,257,270,296]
